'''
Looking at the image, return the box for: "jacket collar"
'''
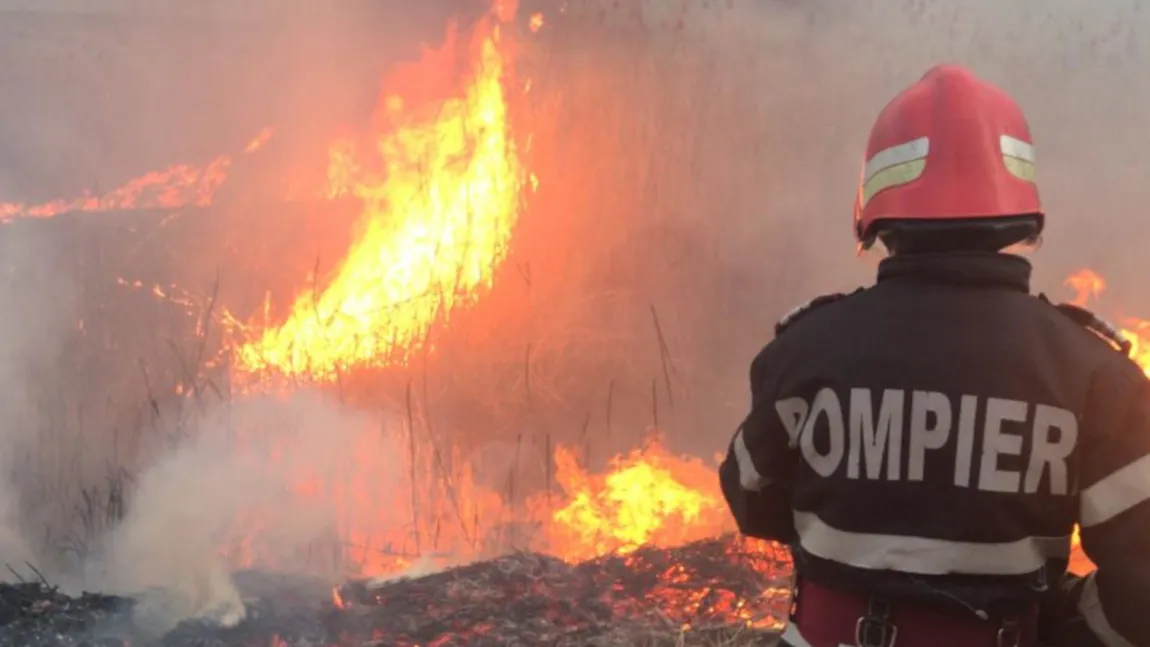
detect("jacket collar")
[877,252,1032,292]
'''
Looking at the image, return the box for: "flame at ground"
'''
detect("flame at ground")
[545,437,731,562]
[221,414,734,580]
[233,22,525,381]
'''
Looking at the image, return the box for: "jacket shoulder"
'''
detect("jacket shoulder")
[775,288,866,336]
[1036,293,1133,357]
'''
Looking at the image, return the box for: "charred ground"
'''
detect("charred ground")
[0,536,789,647]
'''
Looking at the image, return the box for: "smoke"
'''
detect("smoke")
[0,0,469,202]
[0,0,476,579]
[75,422,260,634]
[513,0,1150,457]
[0,223,81,575]
[0,1,501,624]
[0,488,34,576]
[70,389,405,634]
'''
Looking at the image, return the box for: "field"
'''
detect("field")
[0,1,1143,646]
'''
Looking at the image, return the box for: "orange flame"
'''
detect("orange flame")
[0,0,751,590]
[0,157,231,221]
[0,126,275,221]
[1065,268,1150,377]
[544,437,731,562]
[1065,269,1106,307]
[1064,269,1150,574]
[1124,319,1150,374]
[234,18,525,381]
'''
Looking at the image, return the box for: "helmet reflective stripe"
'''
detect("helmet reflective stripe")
[861,137,930,209]
[1000,134,1036,183]
[863,136,930,183]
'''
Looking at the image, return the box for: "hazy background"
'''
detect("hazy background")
[0,0,1146,630]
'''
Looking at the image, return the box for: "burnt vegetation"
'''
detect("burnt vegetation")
[0,537,789,647]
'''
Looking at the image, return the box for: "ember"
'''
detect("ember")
[0,537,789,647]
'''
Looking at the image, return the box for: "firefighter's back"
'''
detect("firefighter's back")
[720,63,1150,647]
[769,251,1119,611]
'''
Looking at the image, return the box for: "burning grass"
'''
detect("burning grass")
[231,21,527,379]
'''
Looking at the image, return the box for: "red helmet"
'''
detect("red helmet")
[853,64,1043,249]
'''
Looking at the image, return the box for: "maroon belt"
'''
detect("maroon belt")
[780,580,1039,647]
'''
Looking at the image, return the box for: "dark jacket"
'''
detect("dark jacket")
[719,252,1150,647]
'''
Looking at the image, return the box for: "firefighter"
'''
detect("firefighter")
[718,63,1150,647]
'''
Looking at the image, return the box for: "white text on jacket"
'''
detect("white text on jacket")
[775,388,1077,494]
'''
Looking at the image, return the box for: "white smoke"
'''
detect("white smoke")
[68,389,405,634]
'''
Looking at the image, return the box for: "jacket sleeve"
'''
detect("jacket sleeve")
[719,344,798,543]
[1047,360,1150,647]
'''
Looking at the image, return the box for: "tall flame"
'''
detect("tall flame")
[235,23,524,381]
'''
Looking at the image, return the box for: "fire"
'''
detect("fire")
[1125,318,1150,373]
[221,418,734,581]
[1065,268,1106,306]
[5,5,775,633]
[546,436,731,562]
[0,126,277,222]
[1063,269,1150,574]
[233,19,525,381]
[40,0,1150,611]
[0,156,231,221]
[1065,269,1150,377]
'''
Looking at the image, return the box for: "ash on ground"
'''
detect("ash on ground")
[0,536,789,647]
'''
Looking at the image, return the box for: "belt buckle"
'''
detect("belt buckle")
[855,598,897,647]
[997,618,1021,647]
[855,616,897,647]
